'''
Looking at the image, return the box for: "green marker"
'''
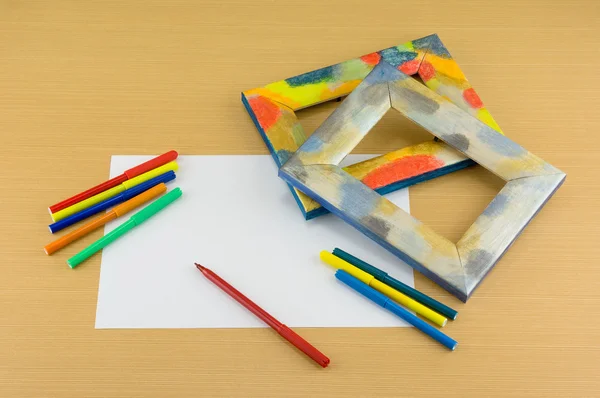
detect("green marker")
[67,187,182,268]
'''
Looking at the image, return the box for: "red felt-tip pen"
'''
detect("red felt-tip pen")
[48,150,178,214]
[194,263,330,368]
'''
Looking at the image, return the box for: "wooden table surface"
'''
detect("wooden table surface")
[2,1,599,396]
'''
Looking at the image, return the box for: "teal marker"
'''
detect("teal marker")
[332,248,458,320]
[67,187,182,268]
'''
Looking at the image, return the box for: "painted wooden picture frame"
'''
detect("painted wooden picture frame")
[242,34,503,219]
[279,62,566,302]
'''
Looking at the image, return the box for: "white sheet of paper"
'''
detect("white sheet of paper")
[96,155,413,328]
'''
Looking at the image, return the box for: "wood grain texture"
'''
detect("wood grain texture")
[1,0,599,397]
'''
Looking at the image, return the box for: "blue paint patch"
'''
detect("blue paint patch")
[361,215,392,238]
[476,126,526,157]
[398,229,427,253]
[465,249,494,277]
[378,48,418,67]
[443,133,470,152]
[339,179,378,219]
[364,61,406,84]
[277,149,294,164]
[299,136,326,153]
[286,66,335,87]
[482,194,508,217]
[413,34,451,58]
[393,87,440,114]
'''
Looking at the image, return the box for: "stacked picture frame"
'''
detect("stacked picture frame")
[243,34,565,301]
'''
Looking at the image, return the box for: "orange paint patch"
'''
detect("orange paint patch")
[399,59,420,75]
[418,61,436,81]
[463,88,483,109]
[362,155,445,189]
[361,52,381,65]
[248,96,282,130]
[244,87,301,110]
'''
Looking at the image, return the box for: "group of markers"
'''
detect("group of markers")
[44,150,183,268]
[43,149,458,367]
[321,249,459,351]
[194,248,460,370]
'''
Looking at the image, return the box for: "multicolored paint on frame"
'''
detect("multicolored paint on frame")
[279,62,566,302]
[242,34,503,219]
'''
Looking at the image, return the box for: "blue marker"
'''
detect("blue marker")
[333,248,458,320]
[49,171,176,233]
[335,269,458,350]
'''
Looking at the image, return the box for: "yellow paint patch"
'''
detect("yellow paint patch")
[495,154,551,179]
[267,110,304,152]
[376,197,401,216]
[383,141,445,160]
[423,77,441,91]
[297,189,322,213]
[425,54,467,82]
[320,80,361,101]
[397,41,416,52]
[456,228,482,256]
[296,151,331,166]
[416,223,458,259]
[477,108,503,134]
[430,71,471,91]
[243,86,300,110]
[343,156,389,180]
[262,80,332,110]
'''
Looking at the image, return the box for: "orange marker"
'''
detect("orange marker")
[44,183,167,255]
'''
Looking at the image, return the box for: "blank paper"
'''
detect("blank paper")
[95,155,413,328]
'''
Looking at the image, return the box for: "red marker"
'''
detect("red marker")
[48,150,178,214]
[195,263,330,368]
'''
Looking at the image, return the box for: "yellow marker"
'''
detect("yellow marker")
[51,161,178,221]
[320,251,448,327]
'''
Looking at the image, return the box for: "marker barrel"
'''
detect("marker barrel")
[336,270,457,351]
[333,248,458,320]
